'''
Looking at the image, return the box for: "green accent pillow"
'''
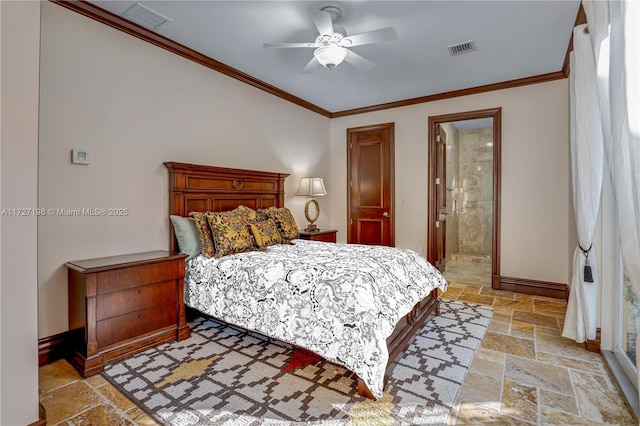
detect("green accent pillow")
[206,210,254,258]
[169,215,201,260]
[250,219,283,248]
[188,212,216,258]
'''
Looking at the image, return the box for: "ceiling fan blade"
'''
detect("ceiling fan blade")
[263,42,316,49]
[300,56,320,74]
[310,9,334,36]
[342,27,397,47]
[344,49,375,72]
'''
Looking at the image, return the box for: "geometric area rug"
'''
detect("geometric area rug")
[102,300,493,426]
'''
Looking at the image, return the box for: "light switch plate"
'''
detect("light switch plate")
[71,149,91,165]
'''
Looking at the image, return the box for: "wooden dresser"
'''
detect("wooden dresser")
[66,250,190,377]
[298,229,338,243]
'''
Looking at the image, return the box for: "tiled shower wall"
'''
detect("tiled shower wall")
[458,128,493,257]
[445,126,493,259]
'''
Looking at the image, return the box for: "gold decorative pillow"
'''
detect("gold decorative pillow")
[231,206,259,247]
[263,207,299,242]
[234,205,258,225]
[206,211,254,258]
[255,207,271,222]
[250,219,283,248]
[189,212,216,258]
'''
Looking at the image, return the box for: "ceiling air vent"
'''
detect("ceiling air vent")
[448,40,476,56]
[122,3,173,31]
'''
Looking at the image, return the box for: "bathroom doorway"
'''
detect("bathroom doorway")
[428,108,501,288]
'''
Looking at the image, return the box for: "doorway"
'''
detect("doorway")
[347,122,395,246]
[428,108,501,288]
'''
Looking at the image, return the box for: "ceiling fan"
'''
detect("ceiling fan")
[263,6,397,74]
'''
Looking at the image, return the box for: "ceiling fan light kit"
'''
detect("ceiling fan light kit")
[314,45,348,69]
[263,6,397,74]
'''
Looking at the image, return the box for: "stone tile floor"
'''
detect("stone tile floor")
[40,268,637,425]
[446,284,635,425]
[444,253,492,287]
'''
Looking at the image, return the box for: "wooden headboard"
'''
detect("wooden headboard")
[164,162,289,253]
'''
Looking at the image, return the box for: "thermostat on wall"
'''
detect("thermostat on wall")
[71,149,91,165]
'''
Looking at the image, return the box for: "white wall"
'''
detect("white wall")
[38,2,331,338]
[330,80,572,285]
[0,1,41,424]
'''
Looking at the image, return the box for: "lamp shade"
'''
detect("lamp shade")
[296,177,327,197]
[313,46,347,69]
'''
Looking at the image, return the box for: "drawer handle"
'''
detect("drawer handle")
[137,289,143,294]
[138,314,143,319]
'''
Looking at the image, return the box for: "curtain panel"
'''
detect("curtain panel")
[580,0,640,394]
[562,25,604,343]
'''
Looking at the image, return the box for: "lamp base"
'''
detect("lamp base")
[303,198,321,233]
[304,223,319,232]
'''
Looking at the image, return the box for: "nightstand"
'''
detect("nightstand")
[66,250,190,377]
[298,229,338,243]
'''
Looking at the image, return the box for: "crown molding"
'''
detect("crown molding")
[51,0,580,119]
[50,0,332,118]
[331,72,566,118]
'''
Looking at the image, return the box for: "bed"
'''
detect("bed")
[164,161,446,399]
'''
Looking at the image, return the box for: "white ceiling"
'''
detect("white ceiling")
[89,1,581,113]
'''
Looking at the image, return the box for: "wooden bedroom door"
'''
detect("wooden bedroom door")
[347,123,395,246]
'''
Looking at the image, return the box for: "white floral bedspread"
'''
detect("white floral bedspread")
[184,239,447,398]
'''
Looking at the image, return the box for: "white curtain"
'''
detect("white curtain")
[580,0,640,391]
[562,24,604,343]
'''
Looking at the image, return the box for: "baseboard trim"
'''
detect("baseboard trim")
[498,276,569,300]
[26,403,46,426]
[39,330,73,366]
[585,327,601,353]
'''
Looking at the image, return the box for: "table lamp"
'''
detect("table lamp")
[295,177,327,232]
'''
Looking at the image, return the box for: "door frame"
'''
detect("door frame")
[427,107,502,288]
[434,124,448,271]
[346,122,395,246]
